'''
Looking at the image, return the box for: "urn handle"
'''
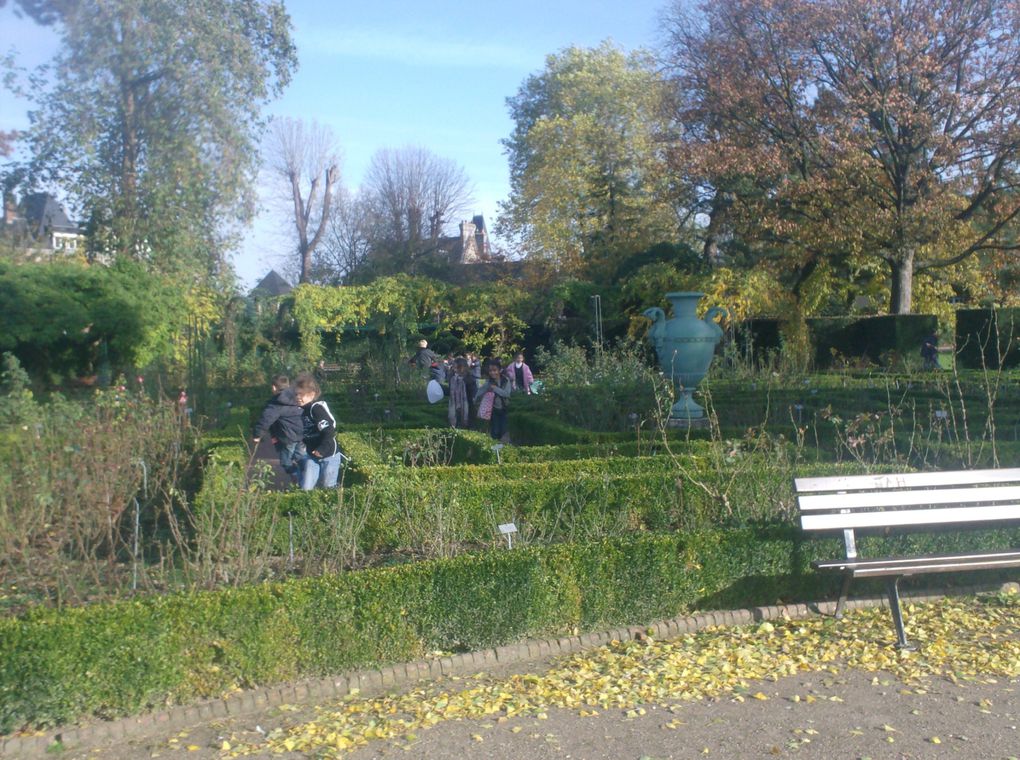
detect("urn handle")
[703,306,728,324]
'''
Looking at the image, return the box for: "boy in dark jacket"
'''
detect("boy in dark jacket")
[293,373,343,490]
[252,375,305,481]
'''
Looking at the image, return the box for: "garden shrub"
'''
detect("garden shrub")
[5,522,1014,733]
[0,530,802,732]
[955,307,1020,369]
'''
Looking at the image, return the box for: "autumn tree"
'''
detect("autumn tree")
[19,0,296,280]
[358,146,473,277]
[266,117,340,284]
[499,42,680,281]
[663,0,1020,314]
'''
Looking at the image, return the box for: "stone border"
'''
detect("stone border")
[1,582,1008,758]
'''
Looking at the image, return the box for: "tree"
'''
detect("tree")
[21,0,296,280]
[0,0,73,25]
[312,187,371,285]
[499,42,680,281]
[663,0,1020,314]
[358,146,473,277]
[0,259,182,379]
[266,117,340,284]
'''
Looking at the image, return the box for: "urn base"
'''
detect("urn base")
[669,389,706,420]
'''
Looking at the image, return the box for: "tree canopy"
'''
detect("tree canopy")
[355,146,474,280]
[0,260,185,379]
[663,0,1020,314]
[266,117,341,285]
[499,42,680,282]
[21,0,297,280]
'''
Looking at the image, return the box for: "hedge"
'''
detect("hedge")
[253,453,807,558]
[6,524,1018,734]
[806,314,937,369]
[955,308,1020,369]
[0,530,805,732]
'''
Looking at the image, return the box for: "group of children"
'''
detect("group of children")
[252,373,342,490]
[253,349,536,490]
[440,350,535,442]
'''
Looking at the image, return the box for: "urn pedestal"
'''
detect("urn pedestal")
[643,292,727,422]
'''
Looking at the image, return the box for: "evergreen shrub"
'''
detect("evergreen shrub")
[5,524,1014,733]
[807,314,937,369]
[955,308,1020,369]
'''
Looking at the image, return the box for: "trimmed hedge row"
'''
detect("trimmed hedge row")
[0,530,809,732]
[6,525,1018,734]
[253,459,895,559]
[806,314,937,369]
[956,308,1020,369]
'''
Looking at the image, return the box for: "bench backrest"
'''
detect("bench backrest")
[795,468,1020,558]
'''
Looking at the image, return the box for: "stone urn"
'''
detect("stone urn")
[643,292,727,420]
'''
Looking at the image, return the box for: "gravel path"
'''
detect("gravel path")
[59,663,1020,760]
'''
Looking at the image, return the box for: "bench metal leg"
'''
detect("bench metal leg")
[886,577,912,649]
[834,573,852,618]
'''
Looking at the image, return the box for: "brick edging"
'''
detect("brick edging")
[1,582,1009,758]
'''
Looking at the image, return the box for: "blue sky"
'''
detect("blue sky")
[0,0,670,287]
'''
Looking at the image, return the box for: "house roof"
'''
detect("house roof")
[22,193,79,236]
[251,269,293,297]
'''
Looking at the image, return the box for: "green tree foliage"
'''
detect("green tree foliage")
[500,42,679,281]
[664,0,1020,314]
[291,276,532,363]
[0,260,182,380]
[21,0,296,280]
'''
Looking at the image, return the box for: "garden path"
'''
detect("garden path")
[252,436,294,491]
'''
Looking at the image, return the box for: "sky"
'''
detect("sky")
[0,0,672,288]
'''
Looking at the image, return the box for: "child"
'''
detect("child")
[252,374,304,480]
[446,356,477,429]
[293,373,343,490]
[921,332,940,370]
[505,352,535,394]
[475,359,512,442]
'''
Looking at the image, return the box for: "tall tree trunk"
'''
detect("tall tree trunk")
[889,252,914,314]
[118,80,138,258]
[701,190,732,266]
[294,166,338,284]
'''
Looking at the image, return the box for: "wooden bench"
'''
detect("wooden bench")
[795,468,1020,648]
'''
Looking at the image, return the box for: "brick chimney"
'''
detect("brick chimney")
[459,220,477,263]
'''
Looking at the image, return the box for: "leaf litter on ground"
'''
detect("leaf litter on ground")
[226,592,1020,758]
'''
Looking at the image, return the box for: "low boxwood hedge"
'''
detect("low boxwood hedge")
[5,524,1017,734]
[0,529,799,732]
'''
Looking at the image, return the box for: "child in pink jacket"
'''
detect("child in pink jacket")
[504,352,534,394]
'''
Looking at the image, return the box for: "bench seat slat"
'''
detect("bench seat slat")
[801,503,1020,531]
[813,550,1020,578]
[799,485,1020,512]
[794,468,1020,494]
